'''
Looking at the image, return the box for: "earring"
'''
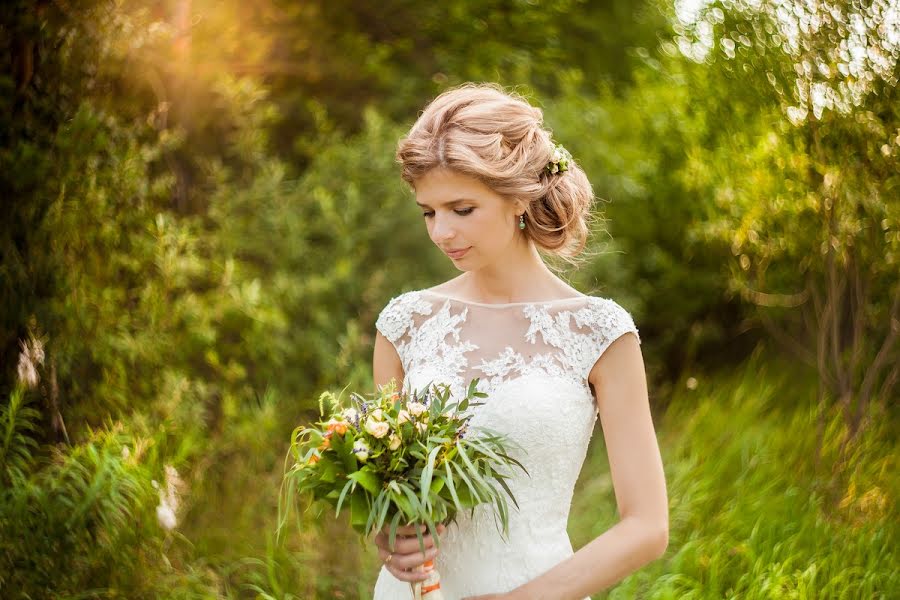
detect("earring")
[518,214,525,230]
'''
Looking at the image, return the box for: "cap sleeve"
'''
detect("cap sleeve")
[374,291,433,369]
[576,297,641,379]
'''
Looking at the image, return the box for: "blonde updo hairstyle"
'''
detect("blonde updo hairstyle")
[396,83,594,260]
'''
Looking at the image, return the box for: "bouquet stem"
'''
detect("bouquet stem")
[409,559,443,599]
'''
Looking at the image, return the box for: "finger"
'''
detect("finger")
[395,523,428,536]
[386,558,434,583]
[391,545,440,571]
[376,527,425,552]
[392,533,438,554]
[388,565,433,583]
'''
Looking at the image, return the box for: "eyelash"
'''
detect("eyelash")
[422,208,474,218]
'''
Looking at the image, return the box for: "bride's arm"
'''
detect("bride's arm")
[373,330,404,389]
[511,332,668,600]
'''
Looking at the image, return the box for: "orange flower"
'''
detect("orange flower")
[327,421,348,435]
[309,454,320,464]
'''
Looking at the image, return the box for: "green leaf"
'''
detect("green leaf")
[365,490,383,535]
[318,457,338,483]
[388,510,403,551]
[348,467,381,495]
[443,462,463,512]
[493,473,520,510]
[335,478,356,516]
[450,460,483,505]
[392,487,413,516]
[330,431,358,474]
[420,445,443,507]
[399,481,423,522]
[350,486,369,529]
[375,489,392,533]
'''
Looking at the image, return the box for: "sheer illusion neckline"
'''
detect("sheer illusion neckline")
[420,289,589,308]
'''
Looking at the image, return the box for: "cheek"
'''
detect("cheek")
[481,212,515,242]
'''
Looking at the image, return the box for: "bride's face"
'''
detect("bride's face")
[414,167,524,271]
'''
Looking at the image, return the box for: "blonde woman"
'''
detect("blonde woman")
[371,83,668,600]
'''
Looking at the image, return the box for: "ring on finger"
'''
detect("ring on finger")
[385,552,393,565]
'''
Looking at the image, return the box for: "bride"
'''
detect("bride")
[370,83,668,599]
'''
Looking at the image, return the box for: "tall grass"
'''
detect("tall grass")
[5,350,893,598]
[571,348,898,599]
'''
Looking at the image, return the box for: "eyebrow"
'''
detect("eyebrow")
[415,198,477,208]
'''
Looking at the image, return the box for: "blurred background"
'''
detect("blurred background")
[1,0,897,597]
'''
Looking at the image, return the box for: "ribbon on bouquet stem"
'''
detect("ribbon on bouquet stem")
[409,559,443,599]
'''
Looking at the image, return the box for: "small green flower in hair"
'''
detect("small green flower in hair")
[545,143,572,175]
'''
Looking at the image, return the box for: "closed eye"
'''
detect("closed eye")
[421,207,475,218]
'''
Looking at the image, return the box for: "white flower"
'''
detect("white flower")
[388,433,401,451]
[551,149,562,163]
[156,500,177,530]
[154,464,182,531]
[371,408,384,421]
[407,402,427,417]
[342,408,359,423]
[17,359,38,389]
[353,440,370,462]
[365,418,390,438]
[397,410,411,424]
[162,465,182,513]
[415,422,427,434]
[16,336,44,389]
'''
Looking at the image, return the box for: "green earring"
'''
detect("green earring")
[518,214,525,230]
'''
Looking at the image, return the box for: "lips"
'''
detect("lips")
[445,247,471,259]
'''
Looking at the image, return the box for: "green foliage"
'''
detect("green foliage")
[183,0,665,165]
[658,0,900,428]
[0,386,40,484]
[544,66,754,388]
[0,414,161,596]
[571,350,899,598]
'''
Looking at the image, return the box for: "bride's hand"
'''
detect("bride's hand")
[374,522,446,583]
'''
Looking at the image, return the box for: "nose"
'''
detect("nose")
[429,213,455,243]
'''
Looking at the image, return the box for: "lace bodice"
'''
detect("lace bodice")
[372,289,640,600]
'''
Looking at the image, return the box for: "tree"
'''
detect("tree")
[668,0,899,449]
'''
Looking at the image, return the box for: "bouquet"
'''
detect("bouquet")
[281,378,527,599]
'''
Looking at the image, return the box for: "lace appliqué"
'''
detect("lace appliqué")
[374,292,433,344]
[473,298,641,395]
[377,293,478,398]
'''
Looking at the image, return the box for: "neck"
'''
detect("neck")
[459,237,557,303]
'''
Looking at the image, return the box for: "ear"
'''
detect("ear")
[511,197,527,215]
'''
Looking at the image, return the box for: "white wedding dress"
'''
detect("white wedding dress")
[372,289,640,600]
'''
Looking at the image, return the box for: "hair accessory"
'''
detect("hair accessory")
[519,214,525,230]
[545,143,572,175]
